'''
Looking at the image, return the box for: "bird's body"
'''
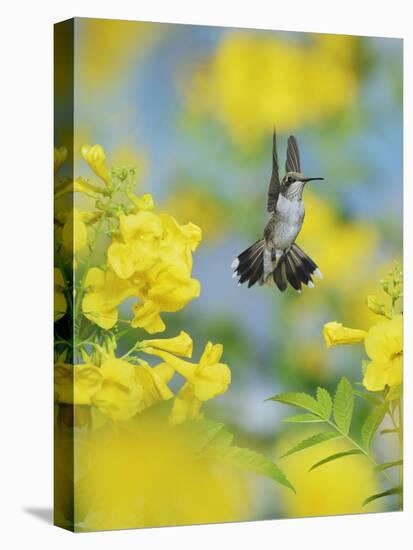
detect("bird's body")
[232,132,324,292]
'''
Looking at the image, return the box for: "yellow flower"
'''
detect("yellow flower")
[130,300,165,334]
[61,208,89,253]
[74,418,249,530]
[186,33,358,148]
[54,146,67,175]
[141,331,193,357]
[363,315,403,391]
[82,267,135,329]
[92,358,143,421]
[54,363,103,405]
[275,429,382,518]
[107,212,161,279]
[145,342,231,423]
[134,361,174,409]
[81,144,111,187]
[127,191,154,211]
[54,268,67,321]
[323,321,367,348]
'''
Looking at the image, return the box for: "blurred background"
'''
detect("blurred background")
[70,18,402,521]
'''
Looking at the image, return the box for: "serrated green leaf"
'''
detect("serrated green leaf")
[374,460,403,473]
[317,387,332,420]
[309,449,363,472]
[361,403,388,450]
[268,392,321,415]
[184,419,226,452]
[333,377,354,435]
[203,426,234,451]
[283,413,325,423]
[280,432,342,459]
[204,445,295,492]
[353,390,382,406]
[363,487,402,507]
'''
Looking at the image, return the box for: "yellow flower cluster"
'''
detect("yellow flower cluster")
[54,331,231,424]
[82,197,202,333]
[186,33,359,148]
[324,314,402,394]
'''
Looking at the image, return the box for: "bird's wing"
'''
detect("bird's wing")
[285,135,301,173]
[267,130,281,212]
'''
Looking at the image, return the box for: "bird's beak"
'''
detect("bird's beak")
[303,177,324,183]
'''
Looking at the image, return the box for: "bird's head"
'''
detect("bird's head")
[281,171,324,199]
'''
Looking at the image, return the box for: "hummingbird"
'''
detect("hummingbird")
[232,131,324,292]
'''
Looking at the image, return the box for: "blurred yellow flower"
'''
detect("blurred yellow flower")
[54,267,67,321]
[92,358,143,421]
[142,330,193,357]
[54,363,103,405]
[61,208,89,254]
[81,144,111,187]
[323,321,367,348]
[186,33,358,148]
[54,146,67,175]
[82,267,135,330]
[75,419,249,530]
[363,315,403,391]
[275,429,382,517]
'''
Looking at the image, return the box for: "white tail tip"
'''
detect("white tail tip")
[237,282,242,287]
[308,280,315,288]
[231,258,239,269]
[232,272,238,279]
[314,268,323,279]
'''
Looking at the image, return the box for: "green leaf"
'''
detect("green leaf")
[283,413,325,424]
[317,387,333,420]
[203,426,234,451]
[204,445,295,492]
[268,392,321,416]
[363,487,402,507]
[184,419,226,452]
[374,460,403,473]
[353,390,382,406]
[361,403,388,450]
[333,377,354,435]
[280,432,342,459]
[309,449,363,472]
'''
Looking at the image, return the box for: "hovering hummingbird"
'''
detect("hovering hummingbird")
[232,131,324,292]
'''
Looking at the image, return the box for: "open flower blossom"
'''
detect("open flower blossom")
[323,321,367,348]
[144,341,231,423]
[105,199,202,334]
[81,144,111,187]
[54,363,103,405]
[82,267,135,329]
[363,315,403,391]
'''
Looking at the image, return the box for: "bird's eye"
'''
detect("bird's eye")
[287,176,294,184]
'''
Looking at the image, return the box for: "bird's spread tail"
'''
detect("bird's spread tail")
[232,242,322,291]
[273,244,322,292]
[232,240,265,288]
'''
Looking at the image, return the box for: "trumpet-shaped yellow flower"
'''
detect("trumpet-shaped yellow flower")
[54,146,67,175]
[81,144,111,186]
[92,358,143,421]
[141,330,193,357]
[131,300,165,334]
[323,321,367,348]
[54,268,67,321]
[82,267,135,329]
[54,363,103,405]
[363,315,403,391]
[61,208,89,254]
[134,361,174,410]
[145,342,231,423]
